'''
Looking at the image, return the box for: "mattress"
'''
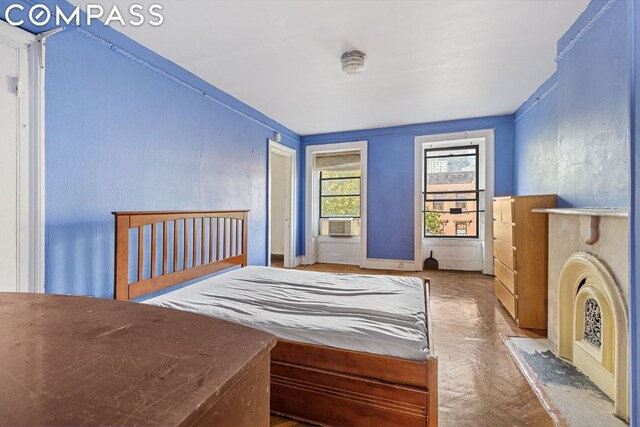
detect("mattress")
[143,266,429,360]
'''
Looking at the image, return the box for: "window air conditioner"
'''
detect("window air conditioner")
[328,218,355,237]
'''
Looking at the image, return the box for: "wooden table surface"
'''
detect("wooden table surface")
[0,293,276,426]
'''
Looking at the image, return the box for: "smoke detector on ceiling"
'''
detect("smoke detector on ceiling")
[341,50,366,75]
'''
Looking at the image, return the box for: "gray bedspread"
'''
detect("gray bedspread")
[143,266,429,360]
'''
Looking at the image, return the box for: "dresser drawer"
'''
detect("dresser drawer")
[493,220,515,246]
[493,240,516,270]
[494,259,516,294]
[494,278,518,319]
[493,198,514,223]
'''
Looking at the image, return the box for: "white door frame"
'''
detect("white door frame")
[0,21,45,293]
[305,141,367,266]
[414,129,495,274]
[267,140,297,268]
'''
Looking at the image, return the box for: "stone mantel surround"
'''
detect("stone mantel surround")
[532,207,629,346]
[533,207,630,420]
[532,208,629,217]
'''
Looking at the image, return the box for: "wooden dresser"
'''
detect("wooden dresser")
[493,195,556,329]
[0,293,276,426]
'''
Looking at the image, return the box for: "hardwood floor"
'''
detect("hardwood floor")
[270,415,309,427]
[269,262,553,427]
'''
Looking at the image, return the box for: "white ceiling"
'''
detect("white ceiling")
[72,0,589,135]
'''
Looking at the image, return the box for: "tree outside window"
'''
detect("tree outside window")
[320,170,361,218]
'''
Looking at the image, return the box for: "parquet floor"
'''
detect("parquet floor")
[270,262,553,427]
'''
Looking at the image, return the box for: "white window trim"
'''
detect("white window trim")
[267,139,298,268]
[305,141,367,266]
[0,21,45,293]
[414,130,495,274]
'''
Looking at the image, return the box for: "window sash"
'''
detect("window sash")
[320,172,361,218]
[424,146,479,238]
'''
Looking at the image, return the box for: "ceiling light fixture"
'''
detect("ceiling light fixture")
[341,50,366,75]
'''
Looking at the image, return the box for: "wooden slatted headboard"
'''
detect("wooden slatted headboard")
[113,210,249,301]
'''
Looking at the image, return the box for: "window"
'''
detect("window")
[319,170,361,218]
[455,222,468,236]
[424,146,478,237]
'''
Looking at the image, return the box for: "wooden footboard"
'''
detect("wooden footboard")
[271,340,438,427]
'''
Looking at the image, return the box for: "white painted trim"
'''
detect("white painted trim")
[0,21,44,293]
[305,141,367,266]
[362,258,420,271]
[30,31,49,294]
[414,129,495,274]
[17,41,30,293]
[300,255,314,265]
[0,21,36,47]
[267,140,297,268]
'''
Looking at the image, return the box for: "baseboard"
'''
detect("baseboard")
[298,256,422,272]
[300,255,316,265]
[318,254,360,265]
[434,261,483,271]
[362,258,421,271]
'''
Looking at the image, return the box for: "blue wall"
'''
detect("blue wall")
[631,1,639,425]
[302,115,514,261]
[1,1,302,298]
[556,0,630,208]
[513,74,559,197]
[514,0,631,208]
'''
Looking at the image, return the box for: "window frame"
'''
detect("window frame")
[424,145,479,238]
[319,171,362,219]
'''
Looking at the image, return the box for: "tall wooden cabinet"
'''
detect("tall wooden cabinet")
[493,195,556,329]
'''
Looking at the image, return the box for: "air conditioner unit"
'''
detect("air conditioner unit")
[328,218,355,237]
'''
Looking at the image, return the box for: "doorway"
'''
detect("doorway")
[268,140,296,268]
[0,22,43,293]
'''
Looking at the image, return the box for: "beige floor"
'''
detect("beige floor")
[270,262,553,427]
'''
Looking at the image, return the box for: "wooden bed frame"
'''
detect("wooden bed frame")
[113,210,438,427]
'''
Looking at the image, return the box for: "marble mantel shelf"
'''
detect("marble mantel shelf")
[531,208,629,218]
[532,208,628,245]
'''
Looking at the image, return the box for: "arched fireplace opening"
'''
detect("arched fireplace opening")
[557,252,629,421]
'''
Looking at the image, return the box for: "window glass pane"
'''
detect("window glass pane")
[321,196,360,217]
[426,201,445,212]
[321,170,360,179]
[425,201,477,213]
[426,147,476,157]
[424,146,478,237]
[321,178,360,196]
[425,191,476,201]
[424,213,477,237]
[456,222,468,236]
[424,208,445,235]
[426,156,476,192]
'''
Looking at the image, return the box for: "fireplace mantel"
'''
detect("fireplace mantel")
[533,208,628,245]
[542,207,629,419]
[532,207,628,217]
